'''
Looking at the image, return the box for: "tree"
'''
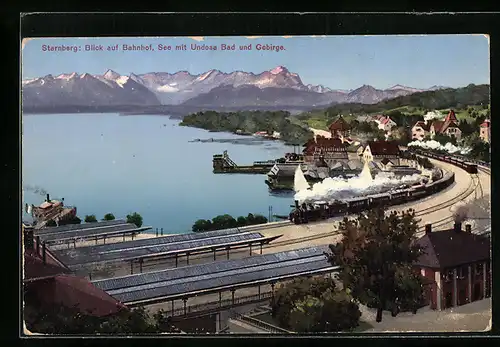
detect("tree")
[326,207,425,323]
[272,276,337,328]
[236,216,248,227]
[211,214,238,230]
[84,215,97,223]
[272,277,360,332]
[192,219,212,232]
[126,212,143,228]
[103,213,115,221]
[252,214,268,224]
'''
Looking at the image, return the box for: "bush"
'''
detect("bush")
[126,212,143,228]
[103,213,115,221]
[272,277,360,332]
[84,215,97,223]
[192,213,268,232]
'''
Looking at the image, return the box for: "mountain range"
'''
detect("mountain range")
[22,66,450,110]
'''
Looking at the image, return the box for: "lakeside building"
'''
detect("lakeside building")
[362,140,401,168]
[302,136,349,167]
[479,119,490,143]
[414,223,491,311]
[411,110,462,141]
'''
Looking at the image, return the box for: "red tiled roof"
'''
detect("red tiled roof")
[23,250,72,282]
[303,136,347,154]
[32,275,127,317]
[414,230,490,269]
[414,121,431,132]
[366,140,400,156]
[480,119,490,128]
[444,110,458,123]
[328,116,350,131]
[431,120,445,133]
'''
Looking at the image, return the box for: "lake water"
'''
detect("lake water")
[22,114,297,234]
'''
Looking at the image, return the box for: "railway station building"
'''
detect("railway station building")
[414,223,491,311]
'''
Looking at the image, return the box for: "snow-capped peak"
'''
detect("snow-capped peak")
[115,76,129,88]
[56,72,78,80]
[103,69,121,80]
[196,69,218,82]
[270,66,288,75]
[387,84,424,93]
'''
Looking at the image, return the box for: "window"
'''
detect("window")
[442,270,453,282]
[475,263,483,276]
[458,267,468,279]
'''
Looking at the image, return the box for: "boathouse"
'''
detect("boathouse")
[414,223,491,311]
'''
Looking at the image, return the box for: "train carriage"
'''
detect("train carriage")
[345,197,370,213]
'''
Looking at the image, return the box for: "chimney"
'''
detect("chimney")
[46,194,50,202]
[36,235,40,255]
[454,222,462,233]
[23,227,34,251]
[425,224,432,234]
[466,224,472,233]
[295,200,299,209]
[42,242,47,264]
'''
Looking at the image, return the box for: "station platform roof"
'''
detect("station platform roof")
[38,223,152,244]
[35,219,129,236]
[92,246,338,306]
[51,230,282,269]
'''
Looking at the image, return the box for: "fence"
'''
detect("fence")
[169,291,273,318]
[230,310,293,334]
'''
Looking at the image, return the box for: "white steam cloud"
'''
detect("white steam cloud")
[294,167,426,204]
[407,140,472,155]
[423,110,444,124]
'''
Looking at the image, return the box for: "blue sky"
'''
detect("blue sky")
[22,35,489,90]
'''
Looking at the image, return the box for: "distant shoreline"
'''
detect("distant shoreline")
[21,104,314,117]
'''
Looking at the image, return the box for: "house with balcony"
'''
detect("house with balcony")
[413,223,491,311]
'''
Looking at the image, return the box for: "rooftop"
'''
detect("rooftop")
[51,229,281,269]
[366,140,400,156]
[414,226,490,269]
[92,246,337,306]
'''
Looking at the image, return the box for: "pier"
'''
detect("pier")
[213,151,276,174]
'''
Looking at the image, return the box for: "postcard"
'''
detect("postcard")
[21,35,491,335]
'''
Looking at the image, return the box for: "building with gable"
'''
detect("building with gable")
[328,115,351,140]
[414,223,491,311]
[411,110,462,141]
[362,140,401,168]
[302,136,348,166]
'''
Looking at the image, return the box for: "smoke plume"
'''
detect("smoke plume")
[23,184,48,196]
[423,110,444,124]
[294,171,425,204]
[407,140,472,155]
